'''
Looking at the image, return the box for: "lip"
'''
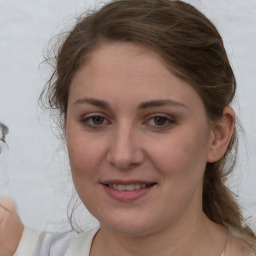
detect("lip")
[101,179,154,185]
[100,180,157,202]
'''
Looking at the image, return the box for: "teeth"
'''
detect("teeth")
[109,184,149,191]
[118,184,126,190]
[134,184,141,190]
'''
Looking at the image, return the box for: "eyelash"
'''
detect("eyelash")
[144,114,175,129]
[81,114,110,128]
[80,113,175,130]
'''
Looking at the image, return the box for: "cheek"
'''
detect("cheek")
[67,132,104,179]
[149,127,210,179]
[149,130,210,207]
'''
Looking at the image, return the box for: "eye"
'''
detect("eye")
[90,116,105,125]
[81,114,110,128]
[152,116,168,126]
[145,114,175,129]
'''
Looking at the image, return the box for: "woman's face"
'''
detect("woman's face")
[66,42,214,235]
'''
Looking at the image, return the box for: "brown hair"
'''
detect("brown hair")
[42,0,256,251]
[0,122,9,143]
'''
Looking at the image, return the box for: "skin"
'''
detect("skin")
[66,42,236,256]
[0,198,24,256]
[0,42,251,256]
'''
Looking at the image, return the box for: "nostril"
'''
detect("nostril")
[107,147,145,171]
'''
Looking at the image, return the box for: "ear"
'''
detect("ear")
[207,106,235,163]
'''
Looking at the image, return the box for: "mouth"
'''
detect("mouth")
[105,183,155,191]
[100,180,157,201]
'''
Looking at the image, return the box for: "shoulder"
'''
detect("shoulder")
[14,227,74,256]
[14,225,100,256]
[64,226,99,256]
[14,227,40,256]
[225,234,255,256]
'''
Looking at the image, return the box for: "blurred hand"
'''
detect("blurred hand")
[0,198,24,256]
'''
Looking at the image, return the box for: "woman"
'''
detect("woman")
[1,0,255,255]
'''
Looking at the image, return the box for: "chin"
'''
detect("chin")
[98,213,161,236]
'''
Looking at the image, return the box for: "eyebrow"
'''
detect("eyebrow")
[74,97,187,110]
[138,99,187,109]
[74,97,111,109]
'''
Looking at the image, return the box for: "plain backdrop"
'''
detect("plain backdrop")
[0,0,256,231]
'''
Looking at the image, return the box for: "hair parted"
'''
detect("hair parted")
[41,0,256,252]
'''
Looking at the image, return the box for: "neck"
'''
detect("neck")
[90,212,227,256]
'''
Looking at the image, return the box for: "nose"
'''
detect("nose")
[106,125,145,170]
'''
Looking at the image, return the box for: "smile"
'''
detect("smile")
[107,184,151,191]
[102,182,156,201]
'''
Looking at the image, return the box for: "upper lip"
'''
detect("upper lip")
[101,180,156,185]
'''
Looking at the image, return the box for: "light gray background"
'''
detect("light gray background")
[0,0,256,231]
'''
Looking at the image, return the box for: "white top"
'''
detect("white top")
[14,226,225,256]
[14,228,40,256]
[14,226,99,256]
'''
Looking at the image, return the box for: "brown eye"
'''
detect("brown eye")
[92,116,105,125]
[81,115,109,128]
[145,114,175,130]
[153,116,168,126]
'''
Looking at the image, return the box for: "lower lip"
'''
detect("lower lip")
[102,185,155,202]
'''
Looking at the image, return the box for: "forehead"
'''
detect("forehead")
[78,42,171,80]
[69,42,204,112]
